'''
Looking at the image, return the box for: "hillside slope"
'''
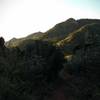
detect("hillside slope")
[2,18,100,100]
[5,32,45,47]
[6,18,100,47]
[42,18,100,42]
[59,23,100,100]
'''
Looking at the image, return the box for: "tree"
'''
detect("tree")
[0,40,65,100]
[0,37,5,48]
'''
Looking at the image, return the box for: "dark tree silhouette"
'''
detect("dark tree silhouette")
[0,40,65,100]
[0,37,5,48]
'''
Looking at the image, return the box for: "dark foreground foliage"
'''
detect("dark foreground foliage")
[0,39,65,100]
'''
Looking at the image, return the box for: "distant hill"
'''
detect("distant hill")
[6,18,100,48]
[57,23,100,53]
[5,32,45,47]
[42,18,100,42]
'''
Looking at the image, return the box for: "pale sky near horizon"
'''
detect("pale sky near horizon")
[0,0,100,41]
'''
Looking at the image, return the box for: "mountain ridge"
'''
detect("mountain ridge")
[5,18,100,48]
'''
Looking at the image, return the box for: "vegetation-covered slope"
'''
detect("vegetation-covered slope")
[5,32,45,48]
[6,18,100,47]
[60,23,100,100]
[1,18,100,100]
[0,38,65,100]
[57,23,100,53]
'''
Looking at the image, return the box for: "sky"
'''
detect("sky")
[0,0,100,41]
